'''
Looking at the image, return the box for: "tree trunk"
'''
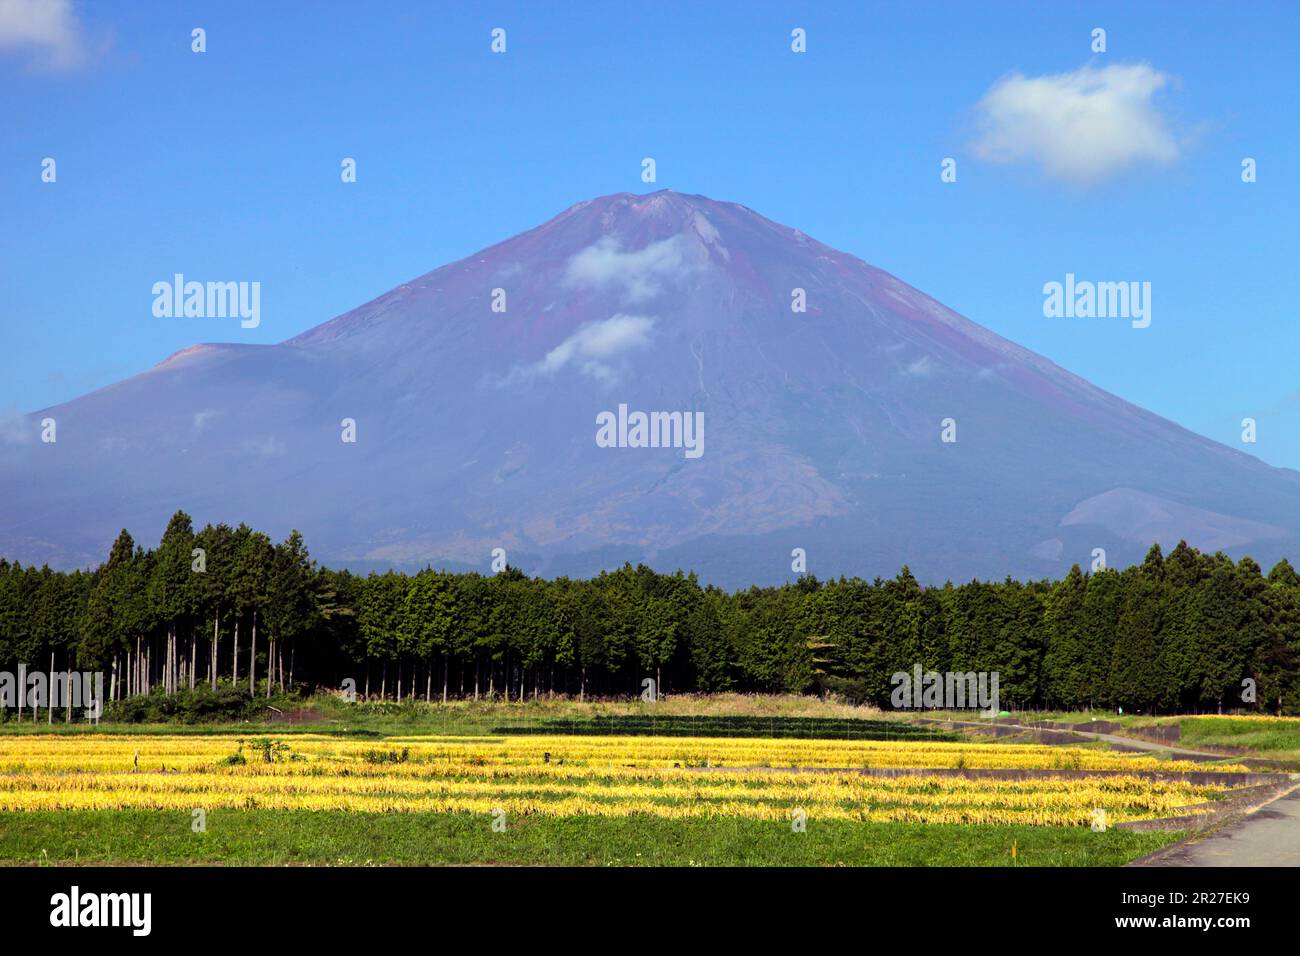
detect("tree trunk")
[190,631,196,689]
[266,637,274,698]
[211,609,219,690]
[443,656,448,704]
[249,609,257,696]
[48,651,54,724]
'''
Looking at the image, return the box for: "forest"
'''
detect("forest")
[0,511,1297,715]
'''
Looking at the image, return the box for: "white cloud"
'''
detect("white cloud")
[972,63,1180,185]
[0,408,32,445]
[0,0,89,70]
[191,409,219,433]
[564,236,686,304]
[902,356,934,378]
[241,435,285,458]
[518,314,656,385]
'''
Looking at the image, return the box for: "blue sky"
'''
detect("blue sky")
[4,0,1298,467]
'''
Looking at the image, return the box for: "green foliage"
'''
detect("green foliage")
[3,519,1299,714]
[0,809,1180,867]
[363,747,411,764]
[246,737,296,763]
[103,684,283,724]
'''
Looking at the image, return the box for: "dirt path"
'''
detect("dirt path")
[933,718,1230,762]
[1064,727,1225,760]
[915,716,1300,865]
[1136,785,1300,867]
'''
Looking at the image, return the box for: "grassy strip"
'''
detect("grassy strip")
[1176,717,1300,767]
[0,694,915,738]
[0,715,951,741]
[0,809,1178,866]
[1178,716,1300,751]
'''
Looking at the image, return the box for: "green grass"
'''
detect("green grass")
[1178,716,1300,750]
[916,710,1145,725]
[0,694,929,740]
[1176,716,1300,765]
[0,810,1179,866]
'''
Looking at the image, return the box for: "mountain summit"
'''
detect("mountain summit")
[5,191,1297,583]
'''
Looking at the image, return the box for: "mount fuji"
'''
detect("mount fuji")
[4,191,1297,585]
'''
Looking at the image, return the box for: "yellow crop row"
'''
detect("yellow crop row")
[0,768,1222,812]
[0,788,1208,827]
[0,734,1245,827]
[0,734,1247,774]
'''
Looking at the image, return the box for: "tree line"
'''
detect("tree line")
[1,510,1297,714]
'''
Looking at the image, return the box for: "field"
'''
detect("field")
[1177,715,1300,764]
[0,710,1272,865]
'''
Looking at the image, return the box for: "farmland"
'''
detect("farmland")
[0,718,1271,865]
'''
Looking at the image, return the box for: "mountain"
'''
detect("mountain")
[3,191,1298,585]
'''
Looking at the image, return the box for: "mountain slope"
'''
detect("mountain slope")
[3,191,1297,584]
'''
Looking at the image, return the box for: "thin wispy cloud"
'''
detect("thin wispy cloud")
[902,356,935,378]
[505,313,657,386]
[0,0,95,71]
[0,408,32,446]
[191,409,220,434]
[971,63,1181,185]
[538,313,655,383]
[564,236,687,304]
